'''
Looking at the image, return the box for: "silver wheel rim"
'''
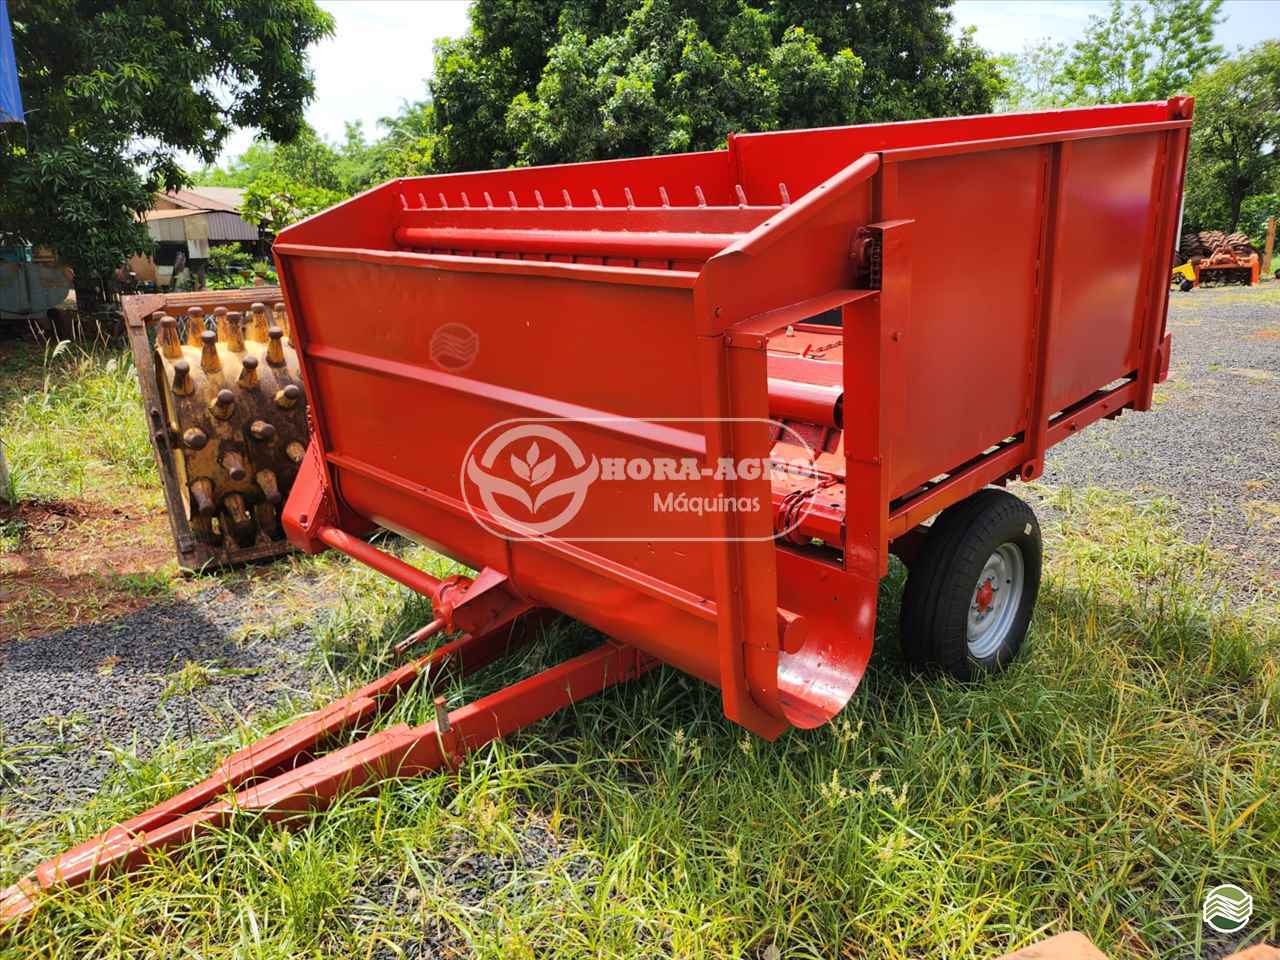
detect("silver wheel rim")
[966,543,1024,660]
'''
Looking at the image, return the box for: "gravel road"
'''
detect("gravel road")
[1040,284,1280,581]
[0,589,323,819]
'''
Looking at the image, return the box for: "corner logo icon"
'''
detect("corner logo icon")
[1203,884,1252,934]
[463,422,599,535]
[429,322,480,371]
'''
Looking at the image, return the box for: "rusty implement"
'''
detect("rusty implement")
[124,289,308,568]
[7,99,1193,920]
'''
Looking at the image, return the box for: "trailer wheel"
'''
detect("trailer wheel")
[1179,278,1194,292]
[899,489,1042,680]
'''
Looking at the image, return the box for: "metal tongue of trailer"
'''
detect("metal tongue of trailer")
[1,97,1192,921]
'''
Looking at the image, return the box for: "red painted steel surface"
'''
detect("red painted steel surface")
[270,97,1190,739]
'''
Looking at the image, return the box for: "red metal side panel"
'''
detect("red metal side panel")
[278,251,769,694]
[731,101,1171,200]
[1044,134,1160,413]
[882,146,1045,498]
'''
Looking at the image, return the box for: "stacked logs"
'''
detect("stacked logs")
[152,302,308,549]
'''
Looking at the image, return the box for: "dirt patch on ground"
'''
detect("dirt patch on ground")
[0,498,174,640]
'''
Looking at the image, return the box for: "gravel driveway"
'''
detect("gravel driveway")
[0,588,324,819]
[1040,284,1280,581]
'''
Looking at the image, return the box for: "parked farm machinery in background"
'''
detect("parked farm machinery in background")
[3,96,1192,921]
[1174,229,1263,288]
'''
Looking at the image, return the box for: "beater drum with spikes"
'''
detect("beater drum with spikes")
[123,288,309,568]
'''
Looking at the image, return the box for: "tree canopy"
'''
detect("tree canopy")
[0,0,332,300]
[999,0,1223,110]
[1183,41,1280,232]
[429,0,1005,172]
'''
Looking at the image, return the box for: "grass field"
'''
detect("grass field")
[0,336,1277,958]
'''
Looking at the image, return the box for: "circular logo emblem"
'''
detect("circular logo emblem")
[429,322,480,371]
[1203,883,1252,934]
[462,422,599,536]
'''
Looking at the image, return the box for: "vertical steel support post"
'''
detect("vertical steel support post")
[844,175,913,587]
[1135,99,1193,410]
[1023,141,1070,482]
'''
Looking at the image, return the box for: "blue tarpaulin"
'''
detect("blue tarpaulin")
[0,0,23,124]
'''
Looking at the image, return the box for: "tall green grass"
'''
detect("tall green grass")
[0,340,157,506]
[1,491,1276,959]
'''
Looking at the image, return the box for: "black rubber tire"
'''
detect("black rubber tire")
[1179,278,1194,292]
[899,488,1042,680]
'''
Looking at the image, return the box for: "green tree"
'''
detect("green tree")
[996,40,1070,111]
[366,100,438,180]
[1056,0,1224,104]
[1183,41,1280,232]
[0,0,332,305]
[430,0,1004,172]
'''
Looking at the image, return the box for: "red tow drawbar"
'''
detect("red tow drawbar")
[0,575,653,923]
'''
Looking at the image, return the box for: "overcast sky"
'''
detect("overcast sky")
[209,0,1280,165]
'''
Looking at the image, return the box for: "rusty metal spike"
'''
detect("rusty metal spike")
[253,499,280,537]
[562,189,572,208]
[199,330,221,374]
[778,182,790,205]
[255,468,282,505]
[220,310,245,352]
[735,184,748,207]
[694,185,706,207]
[221,492,255,543]
[220,449,248,482]
[398,192,408,211]
[592,188,602,208]
[417,192,427,209]
[266,327,286,366]
[189,478,216,517]
[659,186,670,207]
[247,303,270,343]
[438,192,448,208]
[249,419,275,442]
[185,307,205,347]
[624,187,635,209]
[272,302,290,344]
[508,190,518,208]
[275,383,302,409]
[156,314,182,359]
[534,190,544,208]
[237,354,259,389]
[484,191,493,208]
[170,359,194,396]
[182,427,207,450]
[461,192,470,208]
[286,440,306,464]
[210,387,235,419]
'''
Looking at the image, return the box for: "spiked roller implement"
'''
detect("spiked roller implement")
[6,98,1192,921]
[123,289,309,568]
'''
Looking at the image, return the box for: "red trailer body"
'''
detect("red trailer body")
[274,96,1189,736]
[2,99,1191,920]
